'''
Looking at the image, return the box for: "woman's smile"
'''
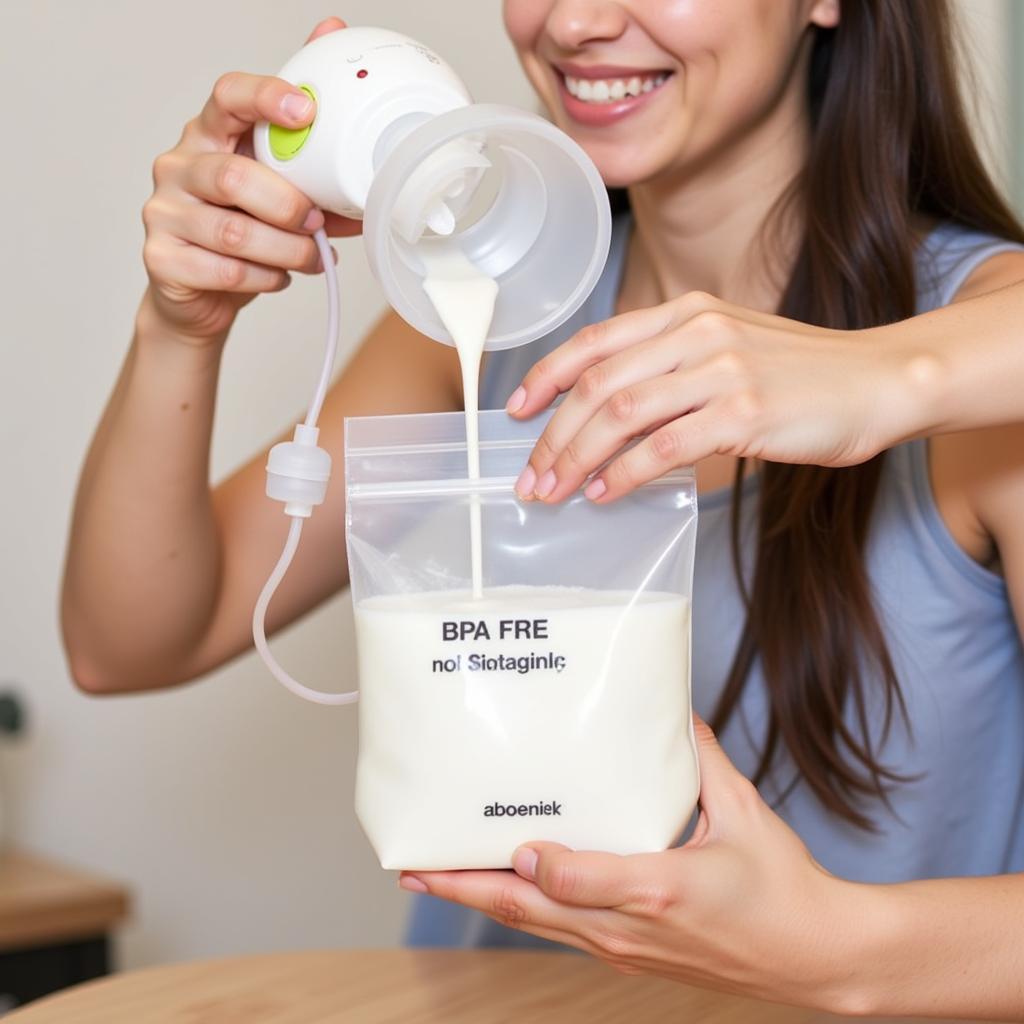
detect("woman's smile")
[552,61,674,127]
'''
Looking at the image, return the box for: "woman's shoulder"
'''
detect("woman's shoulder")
[949,248,1024,304]
[910,219,1024,583]
[916,218,1024,312]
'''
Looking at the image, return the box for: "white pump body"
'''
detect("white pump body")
[254,27,475,229]
[255,26,610,351]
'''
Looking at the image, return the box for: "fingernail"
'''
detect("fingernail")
[506,386,527,414]
[399,874,429,894]
[302,208,324,232]
[282,93,313,121]
[584,477,606,501]
[535,469,557,499]
[515,464,536,499]
[512,847,538,881]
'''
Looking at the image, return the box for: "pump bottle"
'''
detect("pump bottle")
[254,26,611,350]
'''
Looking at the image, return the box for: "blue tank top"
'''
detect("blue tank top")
[406,219,1024,948]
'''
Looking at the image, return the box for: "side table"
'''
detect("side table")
[0,849,130,1011]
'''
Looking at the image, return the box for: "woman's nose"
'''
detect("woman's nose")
[544,0,629,49]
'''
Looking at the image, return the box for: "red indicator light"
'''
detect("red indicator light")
[357,69,368,79]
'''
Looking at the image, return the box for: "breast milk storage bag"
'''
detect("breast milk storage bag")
[345,409,699,870]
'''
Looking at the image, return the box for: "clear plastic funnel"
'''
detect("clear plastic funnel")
[363,104,611,351]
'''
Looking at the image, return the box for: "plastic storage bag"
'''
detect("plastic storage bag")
[345,409,699,870]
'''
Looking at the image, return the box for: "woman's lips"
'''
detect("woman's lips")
[553,66,673,128]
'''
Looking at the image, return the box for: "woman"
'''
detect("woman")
[62,1,1024,1016]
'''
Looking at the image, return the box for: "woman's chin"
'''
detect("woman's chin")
[588,151,677,192]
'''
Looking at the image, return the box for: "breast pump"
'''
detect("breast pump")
[249,27,612,704]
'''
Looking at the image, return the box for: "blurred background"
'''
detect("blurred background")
[0,0,1020,986]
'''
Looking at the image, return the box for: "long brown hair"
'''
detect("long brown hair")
[707,0,1024,828]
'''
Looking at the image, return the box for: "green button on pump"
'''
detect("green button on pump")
[268,85,317,161]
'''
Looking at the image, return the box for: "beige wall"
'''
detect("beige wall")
[1010,1,1024,211]
[955,0,1013,189]
[0,0,1013,972]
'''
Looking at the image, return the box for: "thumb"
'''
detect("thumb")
[512,842,654,909]
[692,714,761,825]
[305,16,347,44]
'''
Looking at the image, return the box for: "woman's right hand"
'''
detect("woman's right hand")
[140,17,359,343]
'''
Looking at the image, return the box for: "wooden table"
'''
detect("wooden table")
[0,849,130,1009]
[0,850,129,952]
[2,949,981,1022]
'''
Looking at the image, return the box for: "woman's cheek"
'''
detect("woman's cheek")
[502,0,549,49]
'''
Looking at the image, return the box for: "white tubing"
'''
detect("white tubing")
[252,223,359,705]
[305,228,340,428]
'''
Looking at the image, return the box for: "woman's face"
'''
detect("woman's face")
[502,0,840,187]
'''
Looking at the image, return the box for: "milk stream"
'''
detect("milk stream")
[421,245,498,598]
[353,587,699,869]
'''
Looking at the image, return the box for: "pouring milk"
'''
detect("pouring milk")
[347,245,700,869]
[420,244,499,598]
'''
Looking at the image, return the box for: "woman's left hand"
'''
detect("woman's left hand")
[400,718,873,1012]
[506,291,924,503]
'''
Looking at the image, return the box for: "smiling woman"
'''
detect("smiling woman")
[58,0,1024,1018]
[503,0,839,188]
[403,0,1024,1016]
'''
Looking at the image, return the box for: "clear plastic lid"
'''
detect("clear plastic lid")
[363,104,612,351]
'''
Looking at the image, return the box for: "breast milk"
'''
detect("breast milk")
[420,245,498,598]
[353,586,698,870]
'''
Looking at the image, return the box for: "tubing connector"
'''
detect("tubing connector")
[266,423,332,518]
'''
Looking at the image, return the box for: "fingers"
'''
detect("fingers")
[143,236,292,296]
[305,16,347,43]
[180,151,322,233]
[514,843,673,916]
[517,363,719,502]
[508,295,760,502]
[689,715,764,833]
[190,71,316,150]
[189,16,347,150]
[590,408,738,502]
[173,203,327,276]
[147,151,330,280]
[509,291,745,419]
[510,303,680,416]
[518,334,682,495]
[401,868,607,950]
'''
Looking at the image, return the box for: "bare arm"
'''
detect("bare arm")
[500,254,1024,505]
[908,252,1024,436]
[840,408,1024,1018]
[62,302,461,694]
[61,20,463,693]
[865,253,1024,1015]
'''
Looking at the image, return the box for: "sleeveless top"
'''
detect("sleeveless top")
[406,219,1024,949]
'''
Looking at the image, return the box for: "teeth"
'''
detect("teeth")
[564,72,668,104]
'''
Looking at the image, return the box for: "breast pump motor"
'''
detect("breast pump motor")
[249,27,612,705]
